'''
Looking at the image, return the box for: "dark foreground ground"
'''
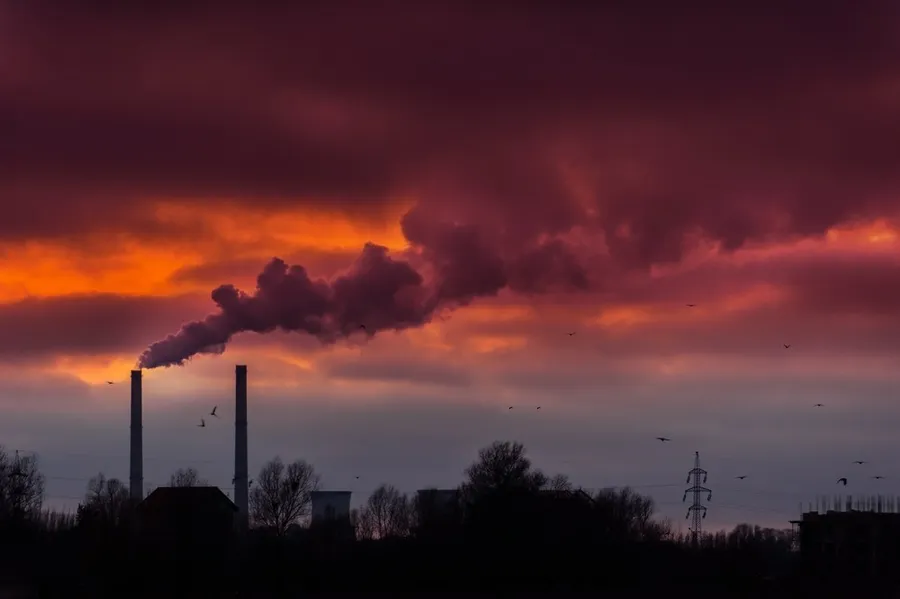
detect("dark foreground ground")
[4,584,898,599]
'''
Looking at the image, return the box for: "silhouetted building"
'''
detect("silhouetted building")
[311,491,352,522]
[309,491,354,544]
[792,509,900,579]
[136,486,237,565]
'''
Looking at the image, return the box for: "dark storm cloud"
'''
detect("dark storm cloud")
[5,1,900,362]
[2,0,899,269]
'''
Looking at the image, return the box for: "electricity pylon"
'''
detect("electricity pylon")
[683,451,711,546]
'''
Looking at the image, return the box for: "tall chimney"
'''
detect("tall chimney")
[234,365,249,530]
[129,370,143,501]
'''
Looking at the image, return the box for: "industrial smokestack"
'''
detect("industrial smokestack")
[234,365,249,530]
[129,370,143,501]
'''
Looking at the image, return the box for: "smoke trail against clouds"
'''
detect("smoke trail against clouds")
[137,212,591,369]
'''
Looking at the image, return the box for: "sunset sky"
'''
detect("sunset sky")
[3,1,900,530]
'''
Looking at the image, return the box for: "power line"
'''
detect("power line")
[7,448,219,464]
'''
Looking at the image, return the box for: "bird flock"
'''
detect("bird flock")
[196,405,219,428]
[550,307,888,491]
[645,335,885,488]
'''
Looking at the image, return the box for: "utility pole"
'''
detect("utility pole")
[683,451,711,547]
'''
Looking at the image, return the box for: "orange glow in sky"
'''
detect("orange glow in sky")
[2,215,898,385]
[0,201,412,302]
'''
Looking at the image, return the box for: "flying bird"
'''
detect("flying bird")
[783,344,791,349]
[508,406,513,410]
[656,437,671,442]
[536,406,541,410]
[106,381,115,385]
[735,476,747,480]
[210,406,219,417]
[685,304,696,308]
[873,476,886,480]
[837,478,848,486]
[853,461,867,465]
[813,403,824,407]
[567,332,576,336]
[360,324,367,331]
[355,476,360,479]
[197,419,205,428]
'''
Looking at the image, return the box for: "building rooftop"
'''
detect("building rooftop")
[139,486,238,512]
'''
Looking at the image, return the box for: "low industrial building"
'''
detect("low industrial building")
[792,505,900,579]
[309,490,354,544]
[311,491,352,523]
[136,486,238,565]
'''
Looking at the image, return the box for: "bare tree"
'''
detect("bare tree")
[0,446,45,521]
[546,473,572,492]
[169,467,207,487]
[77,473,132,528]
[38,509,76,532]
[462,441,547,500]
[727,523,793,550]
[249,457,320,536]
[356,484,411,540]
[351,507,373,539]
[593,486,668,542]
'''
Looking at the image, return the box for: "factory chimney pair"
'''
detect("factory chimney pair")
[129,365,250,530]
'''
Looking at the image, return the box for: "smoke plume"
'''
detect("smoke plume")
[137,215,590,369]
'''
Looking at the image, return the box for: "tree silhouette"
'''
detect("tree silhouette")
[0,446,45,522]
[355,484,411,540]
[546,472,572,492]
[38,509,76,532]
[168,467,208,487]
[593,486,670,542]
[250,457,320,536]
[461,440,547,500]
[727,523,793,549]
[77,473,132,529]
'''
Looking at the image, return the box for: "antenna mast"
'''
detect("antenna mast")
[683,451,711,546]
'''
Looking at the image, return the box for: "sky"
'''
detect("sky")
[2,1,900,531]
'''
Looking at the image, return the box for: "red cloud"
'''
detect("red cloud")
[3,2,900,367]
[2,1,899,265]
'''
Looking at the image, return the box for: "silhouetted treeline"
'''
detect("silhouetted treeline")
[0,442,886,596]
